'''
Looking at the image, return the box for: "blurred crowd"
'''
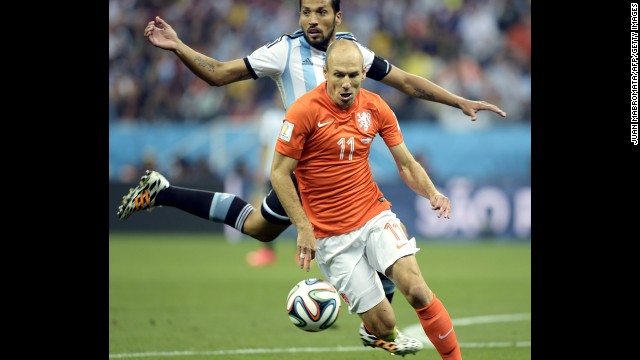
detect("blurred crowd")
[109,0,531,125]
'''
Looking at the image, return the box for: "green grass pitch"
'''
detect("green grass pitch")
[109,233,531,360]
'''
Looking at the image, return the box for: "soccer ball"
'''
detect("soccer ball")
[286,278,341,332]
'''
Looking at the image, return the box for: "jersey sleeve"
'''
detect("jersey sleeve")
[377,97,404,148]
[244,35,290,80]
[275,97,313,160]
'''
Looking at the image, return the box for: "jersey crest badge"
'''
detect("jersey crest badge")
[356,111,371,132]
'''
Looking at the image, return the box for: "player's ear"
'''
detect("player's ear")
[323,65,328,79]
[362,66,366,80]
[335,11,342,26]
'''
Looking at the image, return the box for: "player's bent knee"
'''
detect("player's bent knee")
[242,211,289,242]
[246,177,296,242]
[261,192,293,226]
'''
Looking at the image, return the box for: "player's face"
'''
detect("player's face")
[299,0,342,50]
[323,48,365,109]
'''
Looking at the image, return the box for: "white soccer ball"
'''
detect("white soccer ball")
[286,278,341,332]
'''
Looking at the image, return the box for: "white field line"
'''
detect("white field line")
[109,313,531,358]
[403,312,531,347]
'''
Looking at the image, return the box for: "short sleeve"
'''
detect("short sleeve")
[245,35,290,79]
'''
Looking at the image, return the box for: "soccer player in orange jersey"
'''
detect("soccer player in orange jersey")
[119,0,505,353]
[271,39,462,359]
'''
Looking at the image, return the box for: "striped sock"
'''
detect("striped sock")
[209,192,254,231]
[155,187,254,232]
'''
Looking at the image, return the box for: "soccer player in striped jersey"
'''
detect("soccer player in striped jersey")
[271,38,461,358]
[119,0,504,353]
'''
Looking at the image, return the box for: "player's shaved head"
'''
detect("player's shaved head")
[325,39,363,72]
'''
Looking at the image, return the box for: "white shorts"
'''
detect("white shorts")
[315,210,420,314]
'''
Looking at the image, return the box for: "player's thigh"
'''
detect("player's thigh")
[386,255,425,292]
[386,255,432,308]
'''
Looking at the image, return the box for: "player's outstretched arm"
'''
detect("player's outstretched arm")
[381,66,506,121]
[144,16,252,87]
[389,143,451,219]
[270,152,316,272]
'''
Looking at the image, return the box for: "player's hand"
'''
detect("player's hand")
[296,232,316,272]
[144,16,180,50]
[430,193,451,219]
[459,99,507,121]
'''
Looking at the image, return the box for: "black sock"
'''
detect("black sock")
[155,186,214,220]
[155,186,253,231]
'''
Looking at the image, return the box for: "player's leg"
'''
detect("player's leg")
[386,255,462,360]
[117,170,290,242]
[246,241,277,267]
[315,216,423,357]
[359,298,396,341]
[356,296,425,356]
[367,211,460,359]
[362,223,412,343]
[355,291,423,356]
[243,175,299,240]
[245,185,289,265]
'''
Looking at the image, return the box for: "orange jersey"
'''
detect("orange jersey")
[275,82,403,238]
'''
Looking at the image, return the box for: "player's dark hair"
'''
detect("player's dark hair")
[299,0,340,13]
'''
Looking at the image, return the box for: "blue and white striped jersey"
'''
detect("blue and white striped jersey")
[244,30,391,111]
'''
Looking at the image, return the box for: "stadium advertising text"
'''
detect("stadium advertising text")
[633,4,638,145]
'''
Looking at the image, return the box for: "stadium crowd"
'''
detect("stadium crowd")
[109,0,530,125]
